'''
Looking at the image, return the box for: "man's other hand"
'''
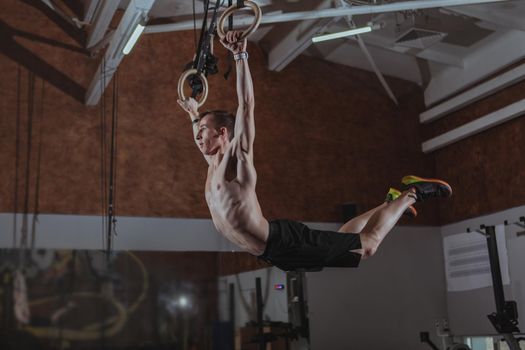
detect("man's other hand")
[177,97,199,116]
[220,31,247,55]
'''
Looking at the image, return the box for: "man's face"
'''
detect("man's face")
[196,114,223,155]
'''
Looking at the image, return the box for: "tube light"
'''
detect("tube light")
[122,21,146,55]
[312,26,372,43]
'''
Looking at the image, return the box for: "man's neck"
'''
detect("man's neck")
[210,142,229,166]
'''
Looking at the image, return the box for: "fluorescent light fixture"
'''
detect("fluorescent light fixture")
[122,21,146,55]
[312,26,372,43]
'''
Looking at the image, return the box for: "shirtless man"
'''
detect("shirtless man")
[177,31,452,271]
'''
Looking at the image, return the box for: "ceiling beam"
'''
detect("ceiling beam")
[338,11,398,105]
[317,40,422,84]
[420,62,525,123]
[354,36,464,68]
[85,1,120,50]
[424,29,525,105]
[355,34,398,105]
[85,0,155,106]
[267,18,334,71]
[267,0,335,71]
[145,0,511,34]
[421,98,525,153]
[39,0,82,28]
[82,0,101,23]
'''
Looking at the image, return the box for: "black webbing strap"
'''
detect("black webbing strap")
[193,0,210,70]
[223,0,234,80]
[190,0,210,98]
[191,0,223,98]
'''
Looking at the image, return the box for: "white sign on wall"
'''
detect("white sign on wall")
[443,225,510,292]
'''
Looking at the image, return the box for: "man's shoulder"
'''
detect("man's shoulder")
[230,137,253,158]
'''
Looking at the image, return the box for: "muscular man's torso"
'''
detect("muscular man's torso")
[205,138,269,255]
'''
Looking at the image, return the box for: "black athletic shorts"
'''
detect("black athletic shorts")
[258,219,362,272]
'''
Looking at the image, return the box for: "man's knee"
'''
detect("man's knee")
[360,234,379,259]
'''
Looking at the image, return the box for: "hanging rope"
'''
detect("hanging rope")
[13,68,36,326]
[19,70,36,268]
[13,64,22,248]
[112,72,119,240]
[100,57,108,250]
[97,56,120,261]
[193,0,197,50]
[106,69,119,261]
[30,78,45,250]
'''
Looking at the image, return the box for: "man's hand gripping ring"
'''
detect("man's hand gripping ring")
[177,69,209,107]
[217,1,262,41]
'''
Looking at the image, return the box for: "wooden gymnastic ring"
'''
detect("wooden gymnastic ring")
[217,0,262,41]
[177,69,209,107]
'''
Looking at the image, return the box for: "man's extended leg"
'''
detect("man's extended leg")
[338,203,387,234]
[338,188,417,234]
[356,190,416,258]
[357,175,453,259]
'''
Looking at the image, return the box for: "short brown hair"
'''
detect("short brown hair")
[199,110,235,141]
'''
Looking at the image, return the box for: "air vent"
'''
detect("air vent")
[395,28,447,49]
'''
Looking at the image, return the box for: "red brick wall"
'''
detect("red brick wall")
[424,77,525,224]
[0,0,437,225]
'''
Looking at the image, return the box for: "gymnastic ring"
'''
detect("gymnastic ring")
[177,68,209,107]
[217,0,262,41]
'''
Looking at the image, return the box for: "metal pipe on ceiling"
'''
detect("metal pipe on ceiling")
[145,0,509,34]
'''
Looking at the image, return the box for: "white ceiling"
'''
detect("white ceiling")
[77,0,525,106]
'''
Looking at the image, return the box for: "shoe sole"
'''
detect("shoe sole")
[401,175,452,197]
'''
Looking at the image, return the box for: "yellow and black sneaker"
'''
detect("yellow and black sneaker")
[385,188,418,218]
[401,175,452,202]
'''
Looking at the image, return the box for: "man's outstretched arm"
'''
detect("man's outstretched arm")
[177,97,211,164]
[222,31,255,156]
